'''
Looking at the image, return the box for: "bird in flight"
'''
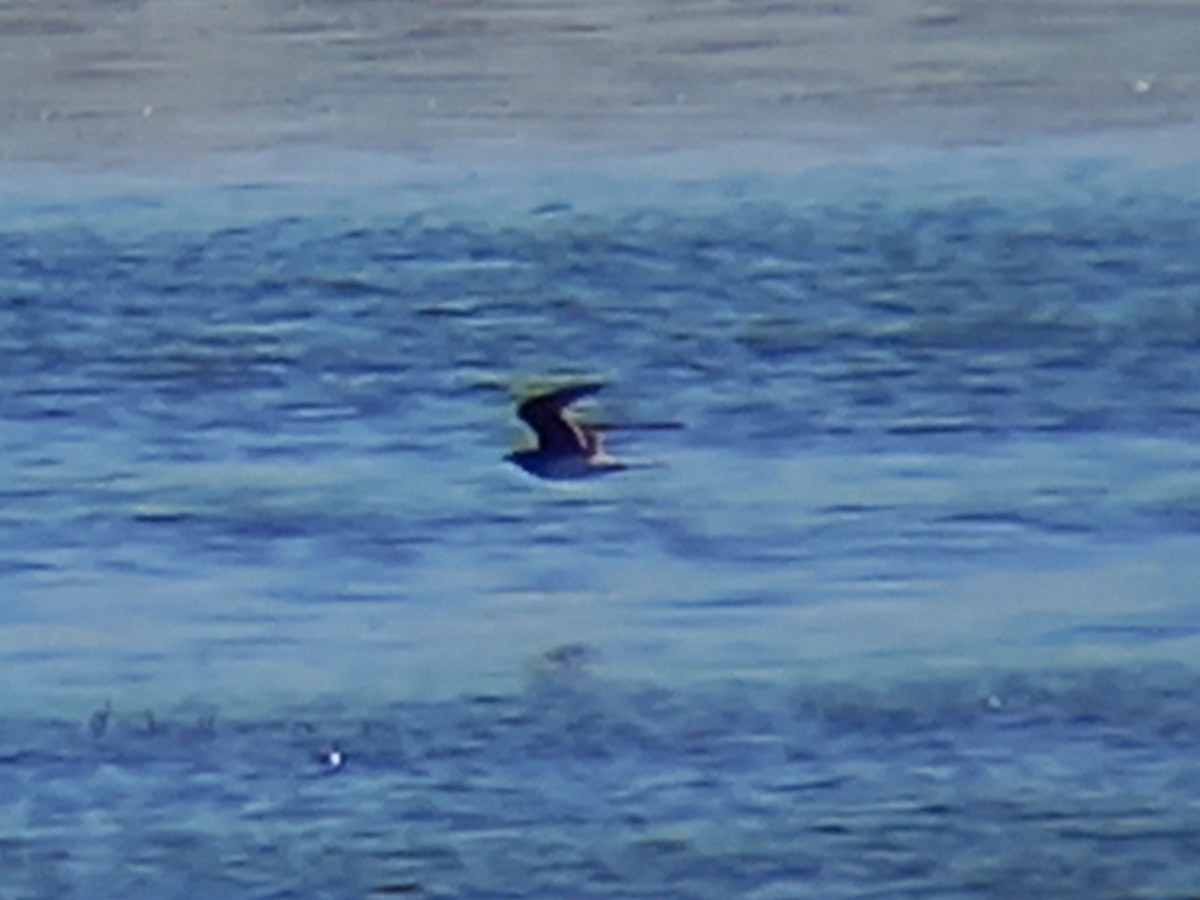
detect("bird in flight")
[506,383,678,480]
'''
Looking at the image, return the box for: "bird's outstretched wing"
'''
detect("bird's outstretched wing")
[517,383,606,455]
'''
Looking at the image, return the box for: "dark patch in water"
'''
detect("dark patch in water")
[0,664,1195,895]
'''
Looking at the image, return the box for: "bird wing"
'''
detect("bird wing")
[517,383,606,455]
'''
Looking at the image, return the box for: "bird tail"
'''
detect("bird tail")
[589,421,684,432]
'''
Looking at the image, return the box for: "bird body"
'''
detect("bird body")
[506,383,626,479]
[506,382,679,480]
[506,448,628,480]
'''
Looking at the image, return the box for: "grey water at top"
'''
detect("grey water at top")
[3,147,1200,896]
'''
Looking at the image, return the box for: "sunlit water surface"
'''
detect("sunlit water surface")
[2,149,1200,896]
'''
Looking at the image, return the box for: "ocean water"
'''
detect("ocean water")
[3,144,1200,897]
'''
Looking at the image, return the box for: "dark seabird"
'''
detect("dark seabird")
[506,383,626,480]
[507,382,681,480]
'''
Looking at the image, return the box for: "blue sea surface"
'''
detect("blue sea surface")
[2,148,1200,896]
